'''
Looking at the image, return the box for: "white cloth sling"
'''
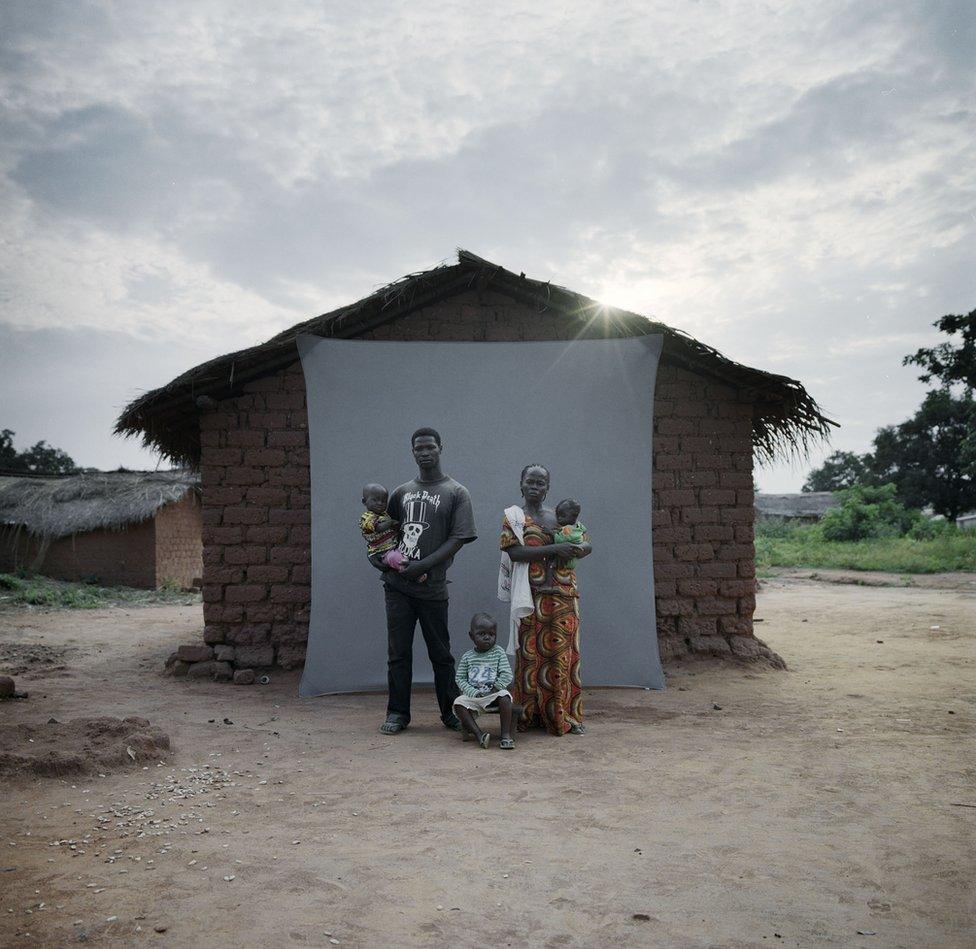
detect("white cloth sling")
[497,505,534,657]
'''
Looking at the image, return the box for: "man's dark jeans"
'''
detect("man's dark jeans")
[385,587,459,725]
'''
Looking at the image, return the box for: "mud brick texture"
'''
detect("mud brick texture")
[198,289,763,669]
[0,493,203,590]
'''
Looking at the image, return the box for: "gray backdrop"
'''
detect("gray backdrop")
[297,334,664,698]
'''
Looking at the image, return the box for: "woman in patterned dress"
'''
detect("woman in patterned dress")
[500,464,592,735]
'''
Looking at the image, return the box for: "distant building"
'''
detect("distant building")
[957,512,976,531]
[0,471,202,589]
[755,492,839,524]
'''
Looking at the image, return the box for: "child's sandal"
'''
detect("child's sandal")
[478,732,491,750]
[499,738,515,750]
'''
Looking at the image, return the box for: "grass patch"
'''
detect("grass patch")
[756,522,976,573]
[0,574,200,610]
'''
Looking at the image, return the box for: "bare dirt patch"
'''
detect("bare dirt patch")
[0,584,973,947]
[0,717,171,779]
[0,642,73,677]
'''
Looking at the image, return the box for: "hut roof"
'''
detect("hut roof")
[117,249,835,466]
[755,492,840,519]
[0,470,199,540]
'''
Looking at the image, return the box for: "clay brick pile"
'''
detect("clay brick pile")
[165,643,258,684]
[191,289,776,671]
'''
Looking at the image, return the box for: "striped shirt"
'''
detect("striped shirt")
[455,645,514,698]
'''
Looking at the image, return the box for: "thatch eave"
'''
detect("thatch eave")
[0,471,200,541]
[116,250,836,466]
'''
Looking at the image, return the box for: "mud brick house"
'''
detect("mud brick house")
[0,470,202,590]
[117,251,832,671]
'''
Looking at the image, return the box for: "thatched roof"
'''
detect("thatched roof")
[755,492,840,519]
[0,471,200,540]
[117,249,835,466]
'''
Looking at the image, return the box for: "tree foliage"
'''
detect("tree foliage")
[0,429,80,475]
[870,390,976,520]
[904,308,976,393]
[801,451,870,492]
[820,483,918,542]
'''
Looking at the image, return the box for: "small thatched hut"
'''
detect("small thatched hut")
[117,251,833,671]
[0,471,202,589]
[755,492,840,524]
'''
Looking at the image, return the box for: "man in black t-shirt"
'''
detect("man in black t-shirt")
[371,427,477,735]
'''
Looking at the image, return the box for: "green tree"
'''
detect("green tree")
[904,308,976,393]
[802,450,872,492]
[0,429,80,475]
[869,390,976,520]
[820,483,918,541]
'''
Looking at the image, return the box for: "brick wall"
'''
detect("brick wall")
[154,492,204,589]
[199,289,763,669]
[0,521,157,588]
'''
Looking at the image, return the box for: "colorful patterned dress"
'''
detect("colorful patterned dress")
[500,513,587,735]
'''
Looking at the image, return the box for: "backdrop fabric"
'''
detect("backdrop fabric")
[297,334,664,698]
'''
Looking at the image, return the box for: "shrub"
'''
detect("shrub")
[820,484,918,541]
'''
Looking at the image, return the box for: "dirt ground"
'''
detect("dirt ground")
[0,577,973,948]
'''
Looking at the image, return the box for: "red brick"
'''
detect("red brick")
[651,471,676,489]
[270,546,310,564]
[654,526,692,543]
[242,448,288,467]
[678,469,718,488]
[248,412,287,429]
[675,544,715,562]
[677,579,719,597]
[270,584,311,603]
[655,454,693,471]
[207,487,245,506]
[202,584,223,603]
[203,526,243,545]
[225,467,266,485]
[738,594,757,614]
[223,505,268,525]
[289,525,311,545]
[677,616,718,637]
[225,584,267,603]
[200,430,221,448]
[656,418,698,436]
[652,509,672,527]
[656,597,694,616]
[654,580,677,597]
[737,488,755,505]
[245,487,289,506]
[720,507,753,524]
[226,430,266,448]
[267,430,307,448]
[680,507,720,525]
[202,547,223,567]
[246,525,289,544]
[290,564,311,584]
[267,467,310,487]
[734,525,755,543]
[720,579,756,597]
[201,508,222,526]
[653,436,681,454]
[700,488,736,506]
[693,524,733,542]
[695,596,737,615]
[206,448,242,466]
[224,546,268,566]
[200,465,226,486]
[720,616,753,636]
[698,562,737,578]
[654,563,695,579]
[673,400,709,417]
[738,560,756,578]
[269,508,310,526]
[720,471,754,488]
[717,544,754,561]
[247,565,290,582]
[207,567,244,584]
[658,489,696,508]
[287,449,310,466]
[652,544,674,562]
[265,391,306,411]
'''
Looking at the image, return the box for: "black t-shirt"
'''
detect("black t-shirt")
[383,475,477,600]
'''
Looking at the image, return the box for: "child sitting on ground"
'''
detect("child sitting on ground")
[555,498,587,569]
[360,483,408,571]
[453,613,515,750]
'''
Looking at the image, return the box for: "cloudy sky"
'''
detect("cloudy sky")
[1,1,973,490]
